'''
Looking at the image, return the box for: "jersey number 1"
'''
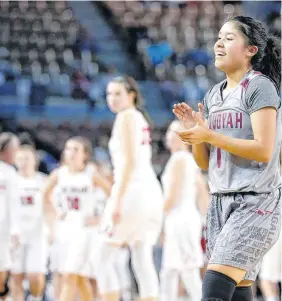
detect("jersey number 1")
[217,148,221,168]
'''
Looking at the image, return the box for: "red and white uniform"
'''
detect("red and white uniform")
[11,172,48,274]
[52,164,97,277]
[102,108,163,244]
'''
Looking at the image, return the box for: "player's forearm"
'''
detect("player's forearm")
[164,198,177,213]
[192,143,210,171]
[44,193,58,232]
[114,162,134,206]
[207,130,272,163]
[9,205,20,236]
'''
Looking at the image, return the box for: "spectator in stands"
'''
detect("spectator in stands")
[146,28,173,66]
[72,27,99,54]
[71,70,91,100]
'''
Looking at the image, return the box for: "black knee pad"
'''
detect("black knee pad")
[231,286,253,301]
[202,270,237,301]
[0,282,9,297]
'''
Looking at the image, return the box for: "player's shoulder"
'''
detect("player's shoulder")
[0,161,17,175]
[85,162,97,175]
[51,166,67,180]
[116,108,141,130]
[117,108,140,121]
[170,151,192,166]
[203,81,223,107]
[35,171,47,182]
[245,73,279,96]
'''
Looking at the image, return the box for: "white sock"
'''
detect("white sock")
[266,296,280,301]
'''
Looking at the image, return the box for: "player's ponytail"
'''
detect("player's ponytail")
[257,36,281,91]
[110,76,153,127]
[230,16,281,91]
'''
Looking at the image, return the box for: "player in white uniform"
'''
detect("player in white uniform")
[11,145,48,301]
[44,136,111,301]
[48,152,66,301]
[95,76,163,301]
[0,132,20,300]
[160,120,204,301]
[259,149,282,301]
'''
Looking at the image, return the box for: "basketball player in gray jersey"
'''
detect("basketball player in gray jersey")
[173,16,281,301]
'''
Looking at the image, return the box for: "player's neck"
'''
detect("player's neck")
[20,169,36,178]
[68,164,86,173]
[225,66,252,89]
[120,104,135,112]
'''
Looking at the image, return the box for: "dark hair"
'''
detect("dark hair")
[67,136,92,163]
[229,16,281,89]
[0,132,18,152]
[109,76,153,126]
[19,132,35,148]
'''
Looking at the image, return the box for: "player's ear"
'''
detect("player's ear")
[246,45,258,59]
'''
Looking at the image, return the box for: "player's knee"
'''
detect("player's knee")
[11,274,24,287]
[60,273,79,289]
[202,270,237,301]
[28,273,45,295]
[130,244,159,298]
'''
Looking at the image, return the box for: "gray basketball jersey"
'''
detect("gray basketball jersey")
[203,70,281,194]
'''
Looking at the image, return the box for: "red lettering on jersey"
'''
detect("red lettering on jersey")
[67,197,80,210]
[141,127,152,145]
[217,148,221,168]
[21,196,34,205]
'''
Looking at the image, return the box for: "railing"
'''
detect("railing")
[0,102,173,126]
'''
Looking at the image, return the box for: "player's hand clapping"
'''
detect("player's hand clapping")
[173,102,211,145]
[173,102,198,129]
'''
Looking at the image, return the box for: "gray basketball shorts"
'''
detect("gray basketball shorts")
[206,188,281,281]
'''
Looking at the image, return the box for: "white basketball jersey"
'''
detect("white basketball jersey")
[56,164,96,219]
[0,161,20,238]
[18,172,46,239]
[109,108,155,182]
[162,151,199,214]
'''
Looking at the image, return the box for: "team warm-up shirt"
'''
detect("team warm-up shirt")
[56,164,96,220]
[203,70,281,194]
[18,172,46,240]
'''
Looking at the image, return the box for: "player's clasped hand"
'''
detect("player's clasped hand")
[173,102,211,145]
